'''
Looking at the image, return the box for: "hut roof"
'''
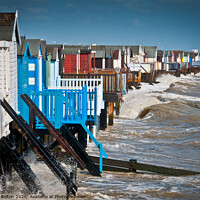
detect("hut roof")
[19,39,46,58]
[144,46,157,58]
[47,45,58,60]
[17,36,31,56]
[0,12,21,44]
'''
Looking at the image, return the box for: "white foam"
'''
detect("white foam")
[120,74,200,119]
[162,177,186,184]
[93,193,113,200]
[156,74,179,88]
[170,186,180,193]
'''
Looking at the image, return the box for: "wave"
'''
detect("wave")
[165,81,200,97]
[120,95,161,119]
[137,101,200,121]
[120,73,200,120]
[119,74,177,119]
[156,74,179,87]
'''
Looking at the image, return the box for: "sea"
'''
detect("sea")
[0,73,200,200]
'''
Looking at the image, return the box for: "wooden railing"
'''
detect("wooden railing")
[19,86,97,129]
[62,72,127,95]
[48,77,104,116]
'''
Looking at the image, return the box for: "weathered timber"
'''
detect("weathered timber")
[108,102,114,126]
[90,156,136,172]
[134,162,200,176]
[103,93,121,102]
[90,156,200,176]
[115,102,120,116]
[100,102,108,130]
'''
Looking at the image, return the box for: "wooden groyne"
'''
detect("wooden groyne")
[90,156,200,176]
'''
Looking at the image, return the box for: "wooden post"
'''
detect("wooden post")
[100,102,108,130]
[29,107,35,130]
[138,69,141,83]
[126,68,128,93]
[0,156,7,189]
[115,73,117,93]
[132,71,134,86]
[120,71,122,94]
[93,52,95,68]
[108,102,114,126]
[78,125,87,149]
[115,101,120,116]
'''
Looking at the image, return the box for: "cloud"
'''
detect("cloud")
[132,18,146,28]
[26,6,49,15]
[64,3,80,14]
[133,18,140,27]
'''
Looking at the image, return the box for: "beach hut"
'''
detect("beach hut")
[60,45,92,74]
[182,52,192,72]
[129,45,145,64]
[46,45,60,88]
[0,11,21,137]
[90,45,106,69]
[157,50,164,70]
[143,46,157,70]
[17,37,31,114]
[19,38,46,92]
[91,49,106,69]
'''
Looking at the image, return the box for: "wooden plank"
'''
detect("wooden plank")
[90,156,200,176]
[135,163,199,176]
[90,156,134,169]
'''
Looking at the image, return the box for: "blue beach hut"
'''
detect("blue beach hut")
[19,38,46,92]
[17,37,31,114]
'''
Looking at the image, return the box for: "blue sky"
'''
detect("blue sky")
[1,0,200,51]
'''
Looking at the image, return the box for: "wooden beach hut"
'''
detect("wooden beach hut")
[0,11,21,138]
[17,37,31,114]
[46,45,60,88]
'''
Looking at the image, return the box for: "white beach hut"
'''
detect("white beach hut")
[0,11,21,138]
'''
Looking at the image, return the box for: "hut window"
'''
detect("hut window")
[29,63,35,71]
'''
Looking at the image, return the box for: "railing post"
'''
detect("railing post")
[99,143,103,173]
[115,72,117,93]
[126,68,128,93]
[55,91,62,128]
[94,87,97,125]
[46,93,49,119]
[56,76,61,87]
[82,85,87,122]
[42,92,45,115]
[120,71,122,93]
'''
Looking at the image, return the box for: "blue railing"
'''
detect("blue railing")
[20,86,97,129]
[87,87,97,124]
[27,89,85,129]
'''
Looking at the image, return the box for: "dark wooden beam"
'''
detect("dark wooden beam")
[90,156,200,176]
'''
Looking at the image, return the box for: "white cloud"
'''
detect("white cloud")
[133,18,140,27]
[65,3,80,14]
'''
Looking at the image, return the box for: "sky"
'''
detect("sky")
[1,0,200,51]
